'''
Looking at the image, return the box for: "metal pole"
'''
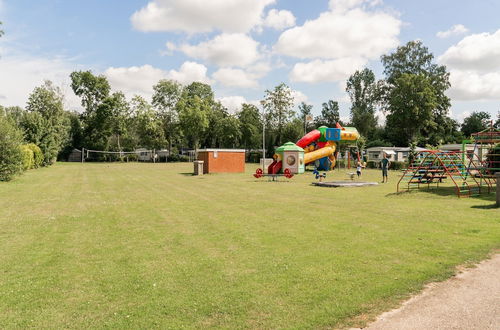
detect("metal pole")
[262,113,266,173]
[81,147,84,163]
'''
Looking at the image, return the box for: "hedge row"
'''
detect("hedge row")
[0,116,44,181]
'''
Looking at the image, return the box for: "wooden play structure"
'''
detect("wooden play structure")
[397,150,494,198]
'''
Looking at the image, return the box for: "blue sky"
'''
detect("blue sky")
[1,0,499,123]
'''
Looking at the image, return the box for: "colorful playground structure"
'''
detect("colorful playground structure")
[398,126,499,198]
[266,124,360,175]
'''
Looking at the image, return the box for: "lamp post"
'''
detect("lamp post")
[260,100,267,173]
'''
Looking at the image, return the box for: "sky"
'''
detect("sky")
[1,0,499,123]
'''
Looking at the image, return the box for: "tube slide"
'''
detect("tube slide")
[304,143,336,164]
[297,129,321,148]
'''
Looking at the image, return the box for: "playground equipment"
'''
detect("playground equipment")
[465,125,500,179]
[267,124,360,175]
[397,150,494,198]
[253,167,294,181]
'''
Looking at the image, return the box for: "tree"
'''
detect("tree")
[346,68,378,138]
[385,74,438,145]
[262,83,295,146]
[381,40,452,146]
[298,102,313,134]
[132,96,166,149]
[24,81,69,164]
[461,111,491,137]
[177,96,209,149]
[0,21,4,38]
[152,79,182,153]
[320,100,340,127]
[282,118,304,143]
[70,71,111,116]
[0,115,24,181]
[238,104,262,151]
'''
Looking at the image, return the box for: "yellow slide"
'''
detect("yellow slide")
[304,143,336,164]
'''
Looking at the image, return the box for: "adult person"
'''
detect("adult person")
[381,153,391,183]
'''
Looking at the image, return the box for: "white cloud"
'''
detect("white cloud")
[0,48,82,110]
[290,58,367,83]
[439,29,500,101]
[105,62,212,100]
[131,0,275,34]
[105,65,166,99]
[439,29,500,72]
[447,70,500,101]
[275,4,401,60]
[436,24,469,39]
[291,90,308,106]
[263,9,296,30]
[170,33,260,67]
[166,61,213,85]
[218,96,248,113]
[213,68,258,88]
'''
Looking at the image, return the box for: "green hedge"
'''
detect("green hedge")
[20,145,34,170]
[27,143,44,168]
[0,117,23,181]
[365,160,406,170]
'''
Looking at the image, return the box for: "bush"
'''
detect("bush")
[366,160,378,169]
[0,117,24,181]
[27,143,44,168]
[167,154,190,162]
[390,161,406,170]
[20,145,35,170]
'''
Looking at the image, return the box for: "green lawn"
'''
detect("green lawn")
[0,163,498,328]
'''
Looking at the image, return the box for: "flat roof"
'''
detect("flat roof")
[197,149,246,153]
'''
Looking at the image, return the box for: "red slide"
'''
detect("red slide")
[296,129,321,148]
[268,160,282,174]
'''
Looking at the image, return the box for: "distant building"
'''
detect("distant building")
[440,143,488,161]
[366,146,426,163]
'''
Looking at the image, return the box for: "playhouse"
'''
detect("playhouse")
[197,149,245,174]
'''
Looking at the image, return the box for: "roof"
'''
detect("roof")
[276,142,304,153]
[197,149,246,153]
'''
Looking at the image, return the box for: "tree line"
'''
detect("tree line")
[1,38,499,181]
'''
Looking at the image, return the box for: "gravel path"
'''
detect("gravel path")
[354,254,500,330]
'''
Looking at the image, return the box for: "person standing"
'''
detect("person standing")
[381,153,391,183]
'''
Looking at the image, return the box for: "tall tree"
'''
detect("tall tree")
[70,71,111,117]
[381,40,451,146]
[0,21,4,38]
[176,82,213,149]
[152,79,182,153]
[461,111,491,137]
[384,73,438,145]
[238,103,262,151]
[346,68,378,138]
[132,96,166,149]
[262,83,295,146]
[24,81,70,164]
[320,100,340,127]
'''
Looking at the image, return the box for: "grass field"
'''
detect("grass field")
[0,162,498,328]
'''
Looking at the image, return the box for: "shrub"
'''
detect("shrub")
[27,143,44,168]
[20,145,35,170]
[366,160,378,169]
[390,161,406,170]
[0,117,24,181]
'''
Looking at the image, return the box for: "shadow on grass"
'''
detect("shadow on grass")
[389,185,497,203]
[471,203,498,209]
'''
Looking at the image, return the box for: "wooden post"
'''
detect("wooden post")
[81,148,84,163]
[496,172,500,207]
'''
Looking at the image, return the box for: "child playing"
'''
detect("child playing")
[356,161,364,178]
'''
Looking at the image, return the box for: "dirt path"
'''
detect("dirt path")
[354,254,500,330]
